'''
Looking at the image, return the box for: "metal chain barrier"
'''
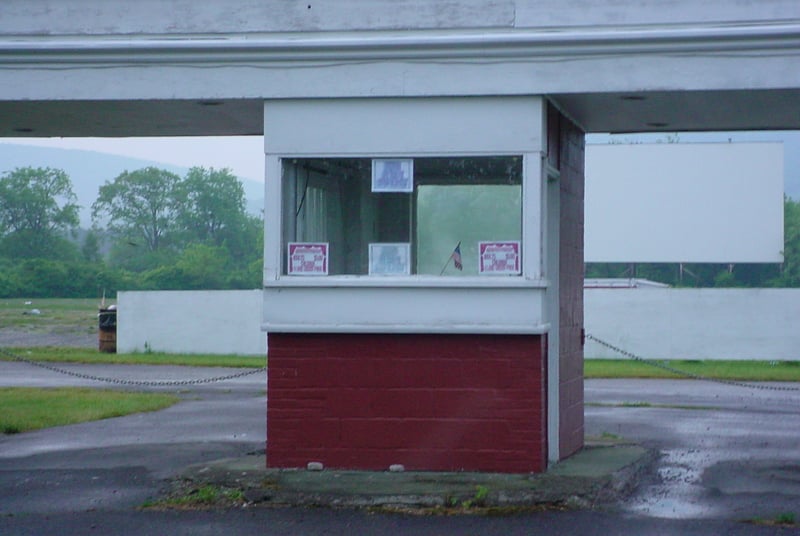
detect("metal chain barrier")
[6,336,797,392]
[585,333,800,392]
[0,347,266,387]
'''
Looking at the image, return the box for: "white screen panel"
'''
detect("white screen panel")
[585,142,784,263]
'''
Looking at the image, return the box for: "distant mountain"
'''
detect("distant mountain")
[0,143,264,227]
[2,135,796,230]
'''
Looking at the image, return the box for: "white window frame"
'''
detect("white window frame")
[263,97,546,290]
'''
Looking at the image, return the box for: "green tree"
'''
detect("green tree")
[174,166,264,278]
[142,244,229,290]
[175,167,248,246]
[0,258,20,297]
[223,213,264,266]
[225,257,264,289]
[0,167,80,258]
[81,229,102,263]
[773,196,800,286]
[87,165,263,290]
[175,243,228,288]
[92,167,181,253]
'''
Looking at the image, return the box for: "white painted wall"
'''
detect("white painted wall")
[118,288,800,359]
[585,288,800,361]
[117,290,265,355]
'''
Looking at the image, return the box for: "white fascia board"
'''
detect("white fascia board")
[264,97,543,156]
[264,276,549,288]
[262,322,551,335]
[262,286,548,334]
[3,23,800,65]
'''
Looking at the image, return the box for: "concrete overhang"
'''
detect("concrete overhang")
[3,89,800,138]
[0,99,263,138]
[2,23,800,137]
[551,89,800,133]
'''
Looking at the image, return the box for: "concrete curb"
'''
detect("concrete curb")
[172,444,656,510]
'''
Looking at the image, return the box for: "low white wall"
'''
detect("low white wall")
[117,290,265,355]
[117,288,800,360]
[585,288,800,361]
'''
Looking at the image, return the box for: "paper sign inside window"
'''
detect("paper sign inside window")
[369,243,411,275]
[372,159,414,193]
[479,241,521,275]
[288,242,329,275]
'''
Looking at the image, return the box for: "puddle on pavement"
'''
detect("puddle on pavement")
[704,460,800,495]
[625,449,718,519]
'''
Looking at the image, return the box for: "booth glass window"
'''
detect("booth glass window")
[282,156,522,276]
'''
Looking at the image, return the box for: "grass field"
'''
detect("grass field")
[1,346,265,368]
[3,349,796,380]
[0,387,179,434]
[0,298,104,333]
[585,359,800,382]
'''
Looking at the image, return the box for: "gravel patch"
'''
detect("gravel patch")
[0,328,96,348]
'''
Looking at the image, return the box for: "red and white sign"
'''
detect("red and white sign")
[479,241,520,275]
[288,242,328,275]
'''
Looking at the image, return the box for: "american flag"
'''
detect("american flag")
[452,242,463,270]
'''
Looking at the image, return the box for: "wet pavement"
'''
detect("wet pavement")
[2,509,794,535]
[0,361,266,514]
[585,378,800,522]
[1,361,799,534]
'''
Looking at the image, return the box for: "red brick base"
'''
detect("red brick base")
[266,333,547,473]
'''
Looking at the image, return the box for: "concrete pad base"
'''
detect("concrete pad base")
[175,444,656,510]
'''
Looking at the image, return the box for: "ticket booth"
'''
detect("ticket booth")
[262,97,584,473]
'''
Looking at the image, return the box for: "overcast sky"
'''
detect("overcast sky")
[1,136,266,183]
[3,131,797,194]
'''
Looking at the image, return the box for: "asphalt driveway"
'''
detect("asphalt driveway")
[585,378,800,521]
[2,360,799,534]
[0,361,266,513]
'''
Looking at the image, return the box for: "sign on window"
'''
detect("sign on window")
[288,242,329,275]
[371,158,414,193]
[479,241,520,275]
[369,243,411,275]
